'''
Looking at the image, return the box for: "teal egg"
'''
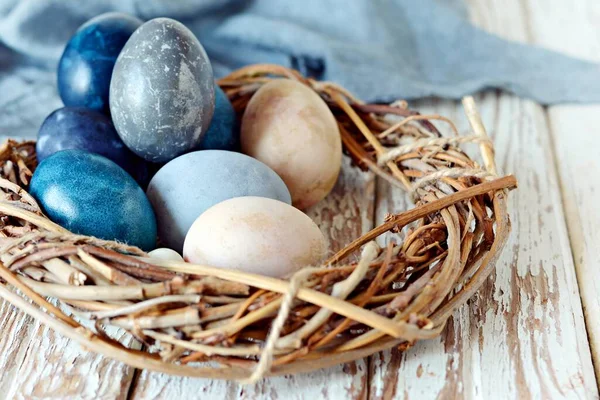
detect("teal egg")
[30,150,157,250]
[146,150,291,252]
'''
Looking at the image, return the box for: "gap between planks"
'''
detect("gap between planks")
[368,0,598,397]
[370,91,597,399]
[3,0,600,397]
[522,0,600,386]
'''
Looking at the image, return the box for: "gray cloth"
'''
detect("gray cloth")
[1,0,599,137]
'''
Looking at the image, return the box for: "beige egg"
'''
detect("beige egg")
[148,248,184,262]
[183,196,327,278]
[241,79,342,209]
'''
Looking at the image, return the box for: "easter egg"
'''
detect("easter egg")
[110,18,215,163]
[183,197,327,278]
[36,107,149,187]
[198,85,239,151]
[30,150,157,251]
[148,248,183,262]
[58,12,142,112]
[241,79,342,209]
[146,150,291,253]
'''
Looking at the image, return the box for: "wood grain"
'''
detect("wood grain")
[368,87,597,398]
[0,300,138,400]
[0,301,36,396]
[2,1,600,398]
[521,0,600,384]
[128,156,375,399]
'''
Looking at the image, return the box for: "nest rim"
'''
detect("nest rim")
[0,64,516,383]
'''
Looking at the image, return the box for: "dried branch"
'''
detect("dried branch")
[0,64,515,382]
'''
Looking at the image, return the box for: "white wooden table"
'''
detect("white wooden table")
[1,1,599,398]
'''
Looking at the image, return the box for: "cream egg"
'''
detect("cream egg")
[183,197,327,278]
[148,248,184,262]
[241,79,342,209]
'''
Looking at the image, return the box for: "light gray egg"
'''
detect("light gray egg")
[109,18,215,163]
[146,150,292,252]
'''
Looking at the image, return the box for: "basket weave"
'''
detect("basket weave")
[0,64,516,383]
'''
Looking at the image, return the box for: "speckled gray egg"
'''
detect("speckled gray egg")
[109,18,215,163]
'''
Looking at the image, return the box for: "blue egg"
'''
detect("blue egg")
[31,150,157,251]
[198,85,239,151]
[58,13,142,112]
[36,107,149,187]
[146,150,291,252]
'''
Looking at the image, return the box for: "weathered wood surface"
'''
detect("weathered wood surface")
[0,298,137,400]
[1,0,600,398]
[522,0,600,383]
[369,93,597,399]
[368,1,599,397]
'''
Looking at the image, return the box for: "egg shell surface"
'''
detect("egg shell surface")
[30,150,157,251]
[241,79,342,209]
[58,12,142,112]
[183,197,327,278]
[198,85,240,151]
[148,248,184,262]
[36,107,149,187]
[110,18,215,162]
[146,150,291,253]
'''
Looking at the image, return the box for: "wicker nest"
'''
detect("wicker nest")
[0,64,516,383]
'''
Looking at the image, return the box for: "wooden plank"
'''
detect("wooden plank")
[129,156,374,399]
[0,301,138,399]
[1,1,597,398]
[369,86,597,399]
[6,322,136,399]
[520,0,600,383]
[0,301,36,396]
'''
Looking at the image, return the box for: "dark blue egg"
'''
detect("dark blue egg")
[198,85,240,151]
[30,150,157,251]
[58,13,142,112]
[36,107,149,187]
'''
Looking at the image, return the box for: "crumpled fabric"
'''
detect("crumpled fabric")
[1,0,599,137]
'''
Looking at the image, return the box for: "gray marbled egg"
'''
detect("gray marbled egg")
[110,18,215,162]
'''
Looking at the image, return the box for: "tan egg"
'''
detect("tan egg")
[148,248,184,262]
[241,79,342,209]
[183,196,327,278]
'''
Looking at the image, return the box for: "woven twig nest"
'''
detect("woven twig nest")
[0,64,516,383]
